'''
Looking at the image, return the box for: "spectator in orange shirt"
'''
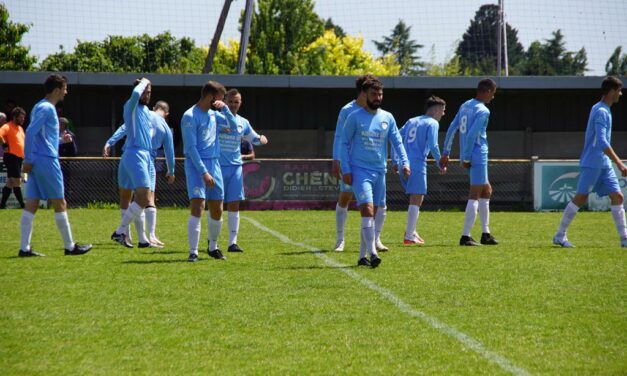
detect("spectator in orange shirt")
[0,107,26,208]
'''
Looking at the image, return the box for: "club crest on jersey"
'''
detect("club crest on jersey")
[381,121,388,130]
[237,124,244,133]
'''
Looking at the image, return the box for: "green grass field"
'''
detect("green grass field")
[1,209,625,375]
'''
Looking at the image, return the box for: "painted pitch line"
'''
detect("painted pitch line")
[243,216,531,376]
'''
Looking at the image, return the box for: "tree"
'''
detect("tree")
[605,46,627,76]
[245,0,324,74]
[297,30,400,76]
[455,4,525,75]
[373,20,424,76]
[0,3,37,71]
[517,30,587,75]
[424,45,461,76]
[40,32,206,73]
[324,18,345,38]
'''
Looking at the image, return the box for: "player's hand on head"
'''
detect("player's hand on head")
[212,100,225,110]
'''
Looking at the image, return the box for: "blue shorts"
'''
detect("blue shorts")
[469,163,488,186]
[25,155,64,200]
[401,170,427,195]
[185,158,224,201]
[576,167,620,197]
[119,149,151,190]
[352,167,386,207]
[222,164,244,203]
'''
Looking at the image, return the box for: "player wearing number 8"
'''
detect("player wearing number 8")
[440,79,498,246]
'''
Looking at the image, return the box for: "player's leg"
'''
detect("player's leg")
[42,157,91,255]
[553,167,597,247]
[134,160,156,248]
[352,168,376,266]
[206,160,226,260]
[460,164,486,246]
[403,169,426,245]
[145,191,162,247]
[19,168,43,256]
[112,151,151,248]
[334,180,353,251]
[370,171,386,265]
[597,168,626,247]
[12,156,24,208]
[478,180,498,245]
[224,165,245,253]
[119,188,133,242]
[185,158,205,262]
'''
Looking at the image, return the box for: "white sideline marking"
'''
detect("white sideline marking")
[243,216,531,376]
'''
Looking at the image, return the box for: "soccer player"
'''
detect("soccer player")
[18,74,92,257]
[220,88,268,253]
[332,74,371,252]
[340,78,410,268]
[0,107,27,208]
[395,96,447,245]
[440,78,499,246]
[553,76,627,248]
[104,100,175,247]
[110,78,154,248]
[182,81,238,262]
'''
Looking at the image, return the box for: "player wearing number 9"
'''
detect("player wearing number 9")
[440,78,499,247]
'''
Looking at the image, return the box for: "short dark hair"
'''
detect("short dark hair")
[153,100,169,113]
[11,106,26,118]
[59,117,69,125]
[226,88,240,98]
[201,81,226,98]
[477,78,497,93]
[602,76,623,95]
[355,74,377,93]
[361,78,383,92]
[425,96,446,112]
[44,74,67,94]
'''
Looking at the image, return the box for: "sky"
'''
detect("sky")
[5,0,627,75]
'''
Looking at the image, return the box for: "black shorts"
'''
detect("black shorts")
[3,153,23,178]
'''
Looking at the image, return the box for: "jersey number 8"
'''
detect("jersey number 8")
[460,115,468,133]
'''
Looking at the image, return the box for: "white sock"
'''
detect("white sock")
[478,198,490,234]
[405,205,420,239]
[359,226,367,259]
[54,211,75,250]
[121,209,131,241]
[20,210,35,251]
[611,205,627,239]
[134,210,149,243]
[188,215,201,255]
[117,202,142,235]
[145,207,157,239]
[462,200,479,236]
[362,217,376,257]
[336,203,348,242]
[228,211,239,246]
[557,201,579,237]
[374,205,387,242]
[208,216,223,251]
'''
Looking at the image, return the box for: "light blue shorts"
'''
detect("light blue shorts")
[221,164,245,203]
[576,167,620,197]
[469,163,488,186]
[185,158,224,201]
[119,148,152,190]
[352,166,386,207]
[401,169,427,195]
[25,155,64,200]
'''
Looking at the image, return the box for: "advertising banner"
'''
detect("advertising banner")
[533,160,627,211]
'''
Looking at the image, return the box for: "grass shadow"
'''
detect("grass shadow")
[122,259,192,264]
[279,250,332,256]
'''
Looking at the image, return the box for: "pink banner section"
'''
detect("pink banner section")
[240,160,359,210]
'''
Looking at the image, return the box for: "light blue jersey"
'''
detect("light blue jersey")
[151,113,175,176]
[123,79,153,151]
[340,107,408,174]
[219,114,261,166]
[397,115,441,173]
[106,124,127,152]
[24,99,60,163]
[181,105,238,175]
[332,100,360,161]
[443,98,490,165]
[580,101,613,169]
